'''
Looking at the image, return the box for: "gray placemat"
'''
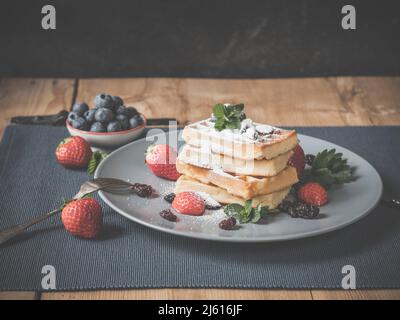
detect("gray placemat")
[0,125,399,291]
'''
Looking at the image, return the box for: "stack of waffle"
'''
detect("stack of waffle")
[174,118,299,208]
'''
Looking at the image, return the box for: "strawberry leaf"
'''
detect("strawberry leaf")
[303,148,356,188]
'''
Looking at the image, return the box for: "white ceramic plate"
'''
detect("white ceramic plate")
[95,131,382,242]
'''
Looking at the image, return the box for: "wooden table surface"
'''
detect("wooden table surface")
[0,77,400,300]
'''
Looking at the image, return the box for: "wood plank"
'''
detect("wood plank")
[0,291,38,300]
[325,77,400,125]
[41,289,312,300]
[77,77,349,126]
[77,76,400,127]
[0,78,75,137]
[312,290,400,300]
[351,77,400,125]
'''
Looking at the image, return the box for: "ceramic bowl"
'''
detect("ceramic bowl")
[66,114,146,149]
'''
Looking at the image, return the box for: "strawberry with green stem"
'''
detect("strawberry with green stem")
[55,136,92,169]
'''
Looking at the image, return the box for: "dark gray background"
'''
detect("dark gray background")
[0,0,399,78]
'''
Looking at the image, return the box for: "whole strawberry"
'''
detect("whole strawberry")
[61,198,103,239]
[172,192,205,216]
[288,144,305,178]
[56,136,92,168]
[298,182,328,207]
[145,144,180,181]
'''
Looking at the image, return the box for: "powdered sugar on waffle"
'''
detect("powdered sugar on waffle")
[196,191,221,208]
[195,118,284,144]
[211,166,240,180]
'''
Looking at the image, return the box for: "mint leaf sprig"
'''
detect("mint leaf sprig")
[224,200,278,224]
[87,151,108,175]
[212,103,245,131]
[302,148,355,189]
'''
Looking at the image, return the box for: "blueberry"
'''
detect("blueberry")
[107,121,122,132]
[68,112,79,123]
[117,105,139,118]
[90,122,106,132]
[129,117,139,129]
[116,105,127,115]
[72,102,89,116]
[112,96,124,108]
[127,106,139,117]
[117,106,139,118]
[72,117,89,130]
[84,109,96,123]
[129,115,144,128]
[94,93,114,109]
[132,114,144,125]
[116,114,129,130]
[95,107,115,123]
[70,119,80,129]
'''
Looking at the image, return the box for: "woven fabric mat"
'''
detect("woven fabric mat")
[0,125,399,291]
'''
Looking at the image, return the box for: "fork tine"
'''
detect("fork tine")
[89,178,134,194]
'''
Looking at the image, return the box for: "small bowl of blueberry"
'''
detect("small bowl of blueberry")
[66,93,146,149]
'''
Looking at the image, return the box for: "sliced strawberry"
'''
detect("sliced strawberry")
[172,192,206,216]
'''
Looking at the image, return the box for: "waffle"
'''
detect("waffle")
[182,119,298,160]
[178,144,292,177]
[174,175,291,208]
[176,159,298,199]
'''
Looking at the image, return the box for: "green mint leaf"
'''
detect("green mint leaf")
[250,204,262,223]
[87,151,108,175]
[224,201,279,224]
[212,103,245,131]
[250,205,279,223]
[224,203,250,224]
[224,203,244,217]
[260,206,279,217]
[244,200,252,213]
[230,104,244,116]
[238,209,249,224]
[240,200,253,223]
[225,118,241,129]
[214,118,226,131]
[213,104,226,118]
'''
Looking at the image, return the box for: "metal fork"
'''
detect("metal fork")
[0,178,135,246]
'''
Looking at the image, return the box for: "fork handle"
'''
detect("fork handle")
[0,208,61,246]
